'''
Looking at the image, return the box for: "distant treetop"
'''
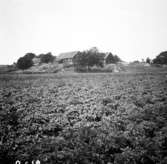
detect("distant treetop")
[88,47,99,53]
[105,53,121,64]
[40,52,55,63]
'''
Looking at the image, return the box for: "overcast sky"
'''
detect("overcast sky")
[0,0,167,64]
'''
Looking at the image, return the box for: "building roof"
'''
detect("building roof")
[57,51,78,60]
[104,52,110,59]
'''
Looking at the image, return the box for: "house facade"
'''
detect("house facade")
[57,51,78,66]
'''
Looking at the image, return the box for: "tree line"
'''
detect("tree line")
[16,48,167,70]
[16,47,122,70]
[145,51,167,65]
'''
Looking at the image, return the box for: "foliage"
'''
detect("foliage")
[153,51,167,64]
[73,49,105,71]
[16,53,35,69]
[24,53,36,60]
[146,57,151,64]
[106,53,121,64]
[40,52,55,63]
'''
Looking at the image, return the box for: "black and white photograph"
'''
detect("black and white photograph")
[0,0,167,163]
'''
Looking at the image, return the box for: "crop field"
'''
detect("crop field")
[0,70,167,164]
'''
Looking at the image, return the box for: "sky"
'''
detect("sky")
[0,0,167,64]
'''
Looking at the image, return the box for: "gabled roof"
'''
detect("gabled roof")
[104,52,110,59]
[57,51,78,60]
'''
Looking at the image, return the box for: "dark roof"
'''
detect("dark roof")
[57,51,78,60]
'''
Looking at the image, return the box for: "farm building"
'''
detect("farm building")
[103,53,110,65]
[57,51,78,66]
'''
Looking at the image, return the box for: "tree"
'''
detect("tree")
[17,56,33,70]
[106,53,114,64]
[24,53,36,60]
[106,53,121,64]
[40,52,55,63]
[114,55,121,63]
[89,47,99,53]
[73,50,104,71]
[16,52,35,70]
[141,59,145,63]
[153,51,167,64]
[146,57,151,64]
[87,50,104,69]
[73,51,89,71]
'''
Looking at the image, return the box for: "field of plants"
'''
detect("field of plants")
[0,69,167,164]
